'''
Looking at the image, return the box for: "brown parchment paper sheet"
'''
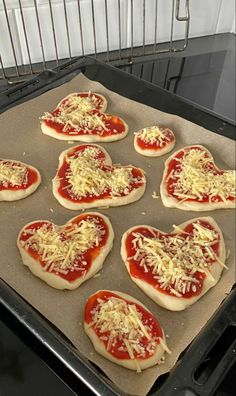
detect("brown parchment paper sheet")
[0,74,235,396]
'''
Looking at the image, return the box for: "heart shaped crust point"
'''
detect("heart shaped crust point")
[52,144,146,210]
[0,158,41,201]
[40,91,128,142]
[17,212,114,290]
[121,217,226,311]
[160,145,236,211]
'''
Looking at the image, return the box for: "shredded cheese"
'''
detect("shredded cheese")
[168,148,236,202]
[90,296,167,368]
[21,217,104,275]
[129,221,223,295]
[63,146,143,198]
[41,93,110,134]
[0,160,27,187]
[136,126,170,145]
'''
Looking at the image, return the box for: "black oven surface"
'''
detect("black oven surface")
[0,57,235,396]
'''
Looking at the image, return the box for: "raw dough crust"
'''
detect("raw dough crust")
[0,159,41,202]
[160,145,236,211]
[52,144,146,210]
[84,290,168,371]
[134,127,175,157]
[121,217,226,311]
[17,212,114,290]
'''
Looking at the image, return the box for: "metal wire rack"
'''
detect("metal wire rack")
[0,0,190,83]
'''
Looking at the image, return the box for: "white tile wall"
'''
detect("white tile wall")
[0,0,235,68]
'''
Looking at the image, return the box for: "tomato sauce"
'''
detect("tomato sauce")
[19,214,109,282]
[125,220,220,298]
[84,290,163,360]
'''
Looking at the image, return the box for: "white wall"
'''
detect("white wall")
[0,0,235,68]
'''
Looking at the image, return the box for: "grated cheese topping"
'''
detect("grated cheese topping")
[136,126,171,146]
[21,217,104,275]
[168,148,236,203]
[0,160,27,187]
[63,147,143,199]
[89,296,169,367]
[129,221,225,296]
[41,93,110,134]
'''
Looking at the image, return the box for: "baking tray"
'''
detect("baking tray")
[0,57,235,396]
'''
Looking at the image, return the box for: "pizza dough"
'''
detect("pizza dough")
[0,158,41,201]
[134,126,175,157]
[84,290,170,372]
[160,145,236,211]
[52,144,146,210]
[40,91,128,142]
[17,212,114,290]
[121,217,226,311]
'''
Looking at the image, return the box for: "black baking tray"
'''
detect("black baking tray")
[0,57,235,396]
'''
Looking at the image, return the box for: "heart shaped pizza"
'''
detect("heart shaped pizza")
[160,145,236,211]
[0,158,41,201]
[134,126,175,157]
[84,290,170,372]
[40,91,128,142]
[121,217,226,311]
[17,212,114,290]
[52,144,146,210]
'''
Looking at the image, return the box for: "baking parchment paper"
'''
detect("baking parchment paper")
[0,73,235,396]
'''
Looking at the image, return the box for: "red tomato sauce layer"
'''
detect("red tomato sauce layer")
[84,290,163,360]
[0,161,38,191]
[165,147,235,203]
[60,93,105,111]
[57,145,144,203]
[137,129,174,150]
[19,214,109,282]
[125,220,220,298]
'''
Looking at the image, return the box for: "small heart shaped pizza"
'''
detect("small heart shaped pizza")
[17,212,114,290]
[40,91,128,142]
[160,145,236,211]
[0,158,41,201]
[84,290,170,372]
[121,217,226,311]
[134,126,175,157]
[52,144,146,210]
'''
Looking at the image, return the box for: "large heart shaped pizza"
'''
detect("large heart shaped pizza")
[121,217,226,311]
[0,158,41,201]
[40,91,128,142]
[134,126,175,157]
[160,145,236,211]
[17,212,114,290]
[52,144,146,210]
[84,290,170,372]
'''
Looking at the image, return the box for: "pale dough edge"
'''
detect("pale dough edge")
[17,212,114,290]
[160,144,236,211]
[120,216,226,311]
[84,289,167,371]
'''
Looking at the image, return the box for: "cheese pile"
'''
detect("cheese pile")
[129,222,224,296]
[89,296,168,370]
[64,147,141,198]
[21,218,103,275]
[168,148,236,203]
[42,94,108,133]
[136,126,169,145]
[0,160,27,187]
